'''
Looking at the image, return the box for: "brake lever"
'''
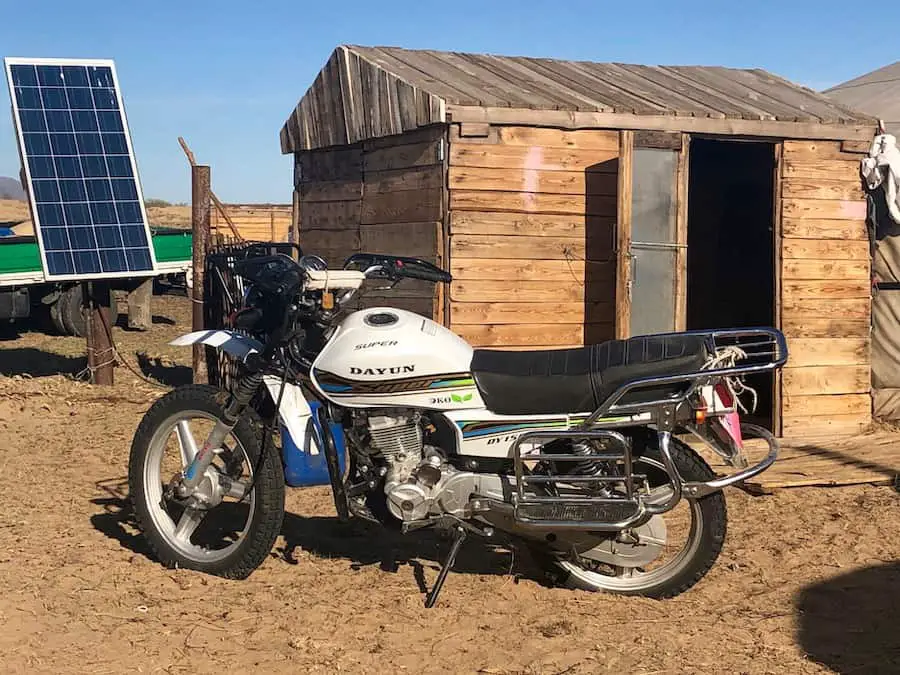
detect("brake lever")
[362,263,402,290]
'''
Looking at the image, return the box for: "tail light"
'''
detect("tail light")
[714,382,734,409]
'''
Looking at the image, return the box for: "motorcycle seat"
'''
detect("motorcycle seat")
[469,334,710,416]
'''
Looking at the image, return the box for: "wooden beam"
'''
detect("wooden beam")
[84,281,114,386]
[451,301,613,325]
[674,133,689,331]
[446,105,878,142]
[191,165,211,385]
[782,218,867,240]
[448,166,618,196]
[841,139,873,154]
[451,234,588,260]
[615,130,633,339]
[495,126,619,150]
[782,258,869,280]
[784,338,870,367]
[782,365,870,396]
[451,143,619,172]
[291,188,300,253]
[178,136,244,242]
[634,130,682,149]
[773,141,784,437]
[782,393,871,417]
[450,258,593,281]
[458,122,490,137]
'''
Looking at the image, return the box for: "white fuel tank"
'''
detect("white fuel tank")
[311,308,485,410]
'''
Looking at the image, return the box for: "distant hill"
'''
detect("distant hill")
[0,176,24,200]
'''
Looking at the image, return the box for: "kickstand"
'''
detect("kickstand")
[424,526,467,608]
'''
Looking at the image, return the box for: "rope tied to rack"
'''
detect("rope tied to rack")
[702,344,758,415]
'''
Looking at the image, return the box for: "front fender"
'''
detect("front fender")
[169,330,264,362]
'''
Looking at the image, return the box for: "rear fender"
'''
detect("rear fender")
[169,330,263,362]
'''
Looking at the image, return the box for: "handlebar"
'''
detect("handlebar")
[226,252,452,367]
[344,253,452,284]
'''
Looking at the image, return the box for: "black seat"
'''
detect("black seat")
[470,334,710,416]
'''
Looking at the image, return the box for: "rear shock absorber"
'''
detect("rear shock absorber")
[553,440,605,476]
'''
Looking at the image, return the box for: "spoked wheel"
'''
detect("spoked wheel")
[542,435,727,598]
[128,384,285,578]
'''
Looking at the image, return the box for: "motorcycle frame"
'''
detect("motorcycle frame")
[172,325,786,531]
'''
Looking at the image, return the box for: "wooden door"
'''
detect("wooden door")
[615,131,685,338]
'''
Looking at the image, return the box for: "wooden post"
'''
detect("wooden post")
[291,188,301,256]
[615,130,634,340]
[85,281,114,385]
[178,136,243,241]
[192,164,211,384]
[127,278,153,330]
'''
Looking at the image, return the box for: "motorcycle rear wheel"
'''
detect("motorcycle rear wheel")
[128,384,285,578]
[539,434,727,599]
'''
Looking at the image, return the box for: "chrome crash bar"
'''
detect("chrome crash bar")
[681,423,779,498]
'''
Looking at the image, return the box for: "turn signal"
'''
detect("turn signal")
[695,409,707,424]
[322,291,334,310]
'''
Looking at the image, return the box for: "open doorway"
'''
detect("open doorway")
[687,138,776,430]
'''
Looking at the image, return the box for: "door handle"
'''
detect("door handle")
[627,253,637,301]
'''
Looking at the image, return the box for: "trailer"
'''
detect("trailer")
[0,226,192,335]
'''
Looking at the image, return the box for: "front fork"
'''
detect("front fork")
[178,372,264,493]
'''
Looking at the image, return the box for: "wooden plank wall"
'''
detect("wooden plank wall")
[295,146,363,265]
[210,204,293,242]
[295,126,444,317]
[358,127,443,317]
[779,140,871,436]
[446,125,619,349]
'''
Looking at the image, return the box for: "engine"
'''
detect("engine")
[354,410,467,522]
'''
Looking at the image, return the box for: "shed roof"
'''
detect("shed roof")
[281,45,877,152]
[824,61,900,130]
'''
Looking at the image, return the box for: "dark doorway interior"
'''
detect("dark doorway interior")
[687,138,775,430]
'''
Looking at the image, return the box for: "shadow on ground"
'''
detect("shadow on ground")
[137,352,191,386]
[0,346,85,377]
[115,314,177,332]
[796,561,900,674]
[90,477,543,595]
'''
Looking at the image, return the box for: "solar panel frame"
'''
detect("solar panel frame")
[4,56,159,281]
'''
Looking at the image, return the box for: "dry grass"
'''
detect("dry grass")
[0,198,191,234]
[146,204,191,228]
[0,198,28,223]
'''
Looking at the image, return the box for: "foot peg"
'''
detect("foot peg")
[424,526,466,608]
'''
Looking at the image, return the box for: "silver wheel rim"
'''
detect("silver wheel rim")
[142,409,256,564]
[558,456,705,592]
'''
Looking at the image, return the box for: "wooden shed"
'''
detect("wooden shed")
[280,45,878,437]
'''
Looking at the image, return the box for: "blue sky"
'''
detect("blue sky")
[0,0,893,203]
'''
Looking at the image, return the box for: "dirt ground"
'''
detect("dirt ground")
[0,293,898,675]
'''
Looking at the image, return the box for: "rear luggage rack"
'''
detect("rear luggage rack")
[509,328,787,529]
[580,327,787,427]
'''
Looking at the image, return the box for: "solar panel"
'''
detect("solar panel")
[4,58,158,280]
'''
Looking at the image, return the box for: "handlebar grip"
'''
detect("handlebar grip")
[400,266,452,284]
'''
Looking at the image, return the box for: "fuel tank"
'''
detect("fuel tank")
[311,308,485,410]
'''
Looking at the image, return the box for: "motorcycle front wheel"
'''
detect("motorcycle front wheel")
[538,433,727,599]
[128,384,285,578]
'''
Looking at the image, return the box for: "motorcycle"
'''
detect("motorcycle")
[128,248,787,606]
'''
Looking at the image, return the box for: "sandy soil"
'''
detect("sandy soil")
[0,293,898,674]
